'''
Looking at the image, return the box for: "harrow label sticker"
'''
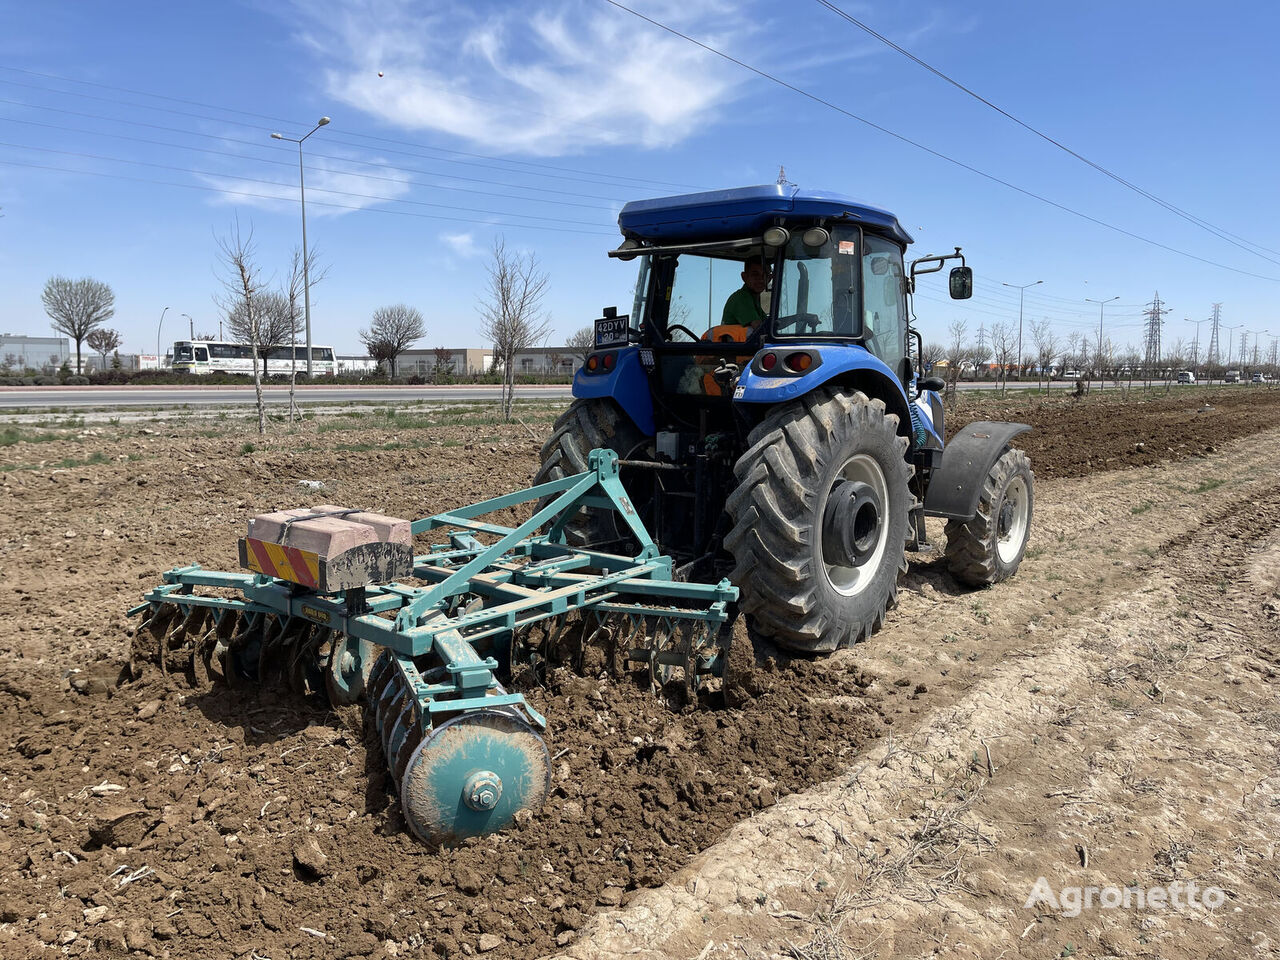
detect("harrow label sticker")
[301,605,333,626]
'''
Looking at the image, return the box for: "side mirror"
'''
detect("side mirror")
[919,376,946,392]
[949,266,973,300]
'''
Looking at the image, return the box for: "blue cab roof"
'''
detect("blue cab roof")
[618,184,913,247]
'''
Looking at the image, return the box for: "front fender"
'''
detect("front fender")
[735,343,908,405]
[572,346,655,436]
[922,421,1031,520]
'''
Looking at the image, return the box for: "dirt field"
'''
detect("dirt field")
[1,386,1277,959]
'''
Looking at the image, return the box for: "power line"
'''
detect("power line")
[599,0,1280,283]
[811,0,1280,266]
[0,156,617,236]
[0,64,700,192]
[0,111,622,212]
[0,140,619,228]
[0,97,636,204]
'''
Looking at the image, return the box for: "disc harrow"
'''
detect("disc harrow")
[130,449,737,845]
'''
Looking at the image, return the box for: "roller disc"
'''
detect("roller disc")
[324,634,378,706]
[398,710,550,846]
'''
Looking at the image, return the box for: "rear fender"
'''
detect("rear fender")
[572,346,655,436]
[922,421,1031,520]
[734,344,913,439]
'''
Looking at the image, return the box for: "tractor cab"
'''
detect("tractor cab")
[576,185,950,439]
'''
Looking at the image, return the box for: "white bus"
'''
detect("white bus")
[171,340,336,377]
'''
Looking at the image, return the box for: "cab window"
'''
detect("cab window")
[773,226,861,337]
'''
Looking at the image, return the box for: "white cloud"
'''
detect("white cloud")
[440,231,482,257]
[199,152,413,215]
[285,0,751,156]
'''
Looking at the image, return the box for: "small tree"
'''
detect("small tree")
[989,321,1016,397]
[358,304,426,378]
[41,276,115,374]
[86,327,122,373]
[214,220,267,434]
[943,319,968,406]
[566,326,595,365]
[431,346,455,383]
[227,290,295,380]
[1031,320,1059,395]
[920,340,946,375]
[477,237,552,421]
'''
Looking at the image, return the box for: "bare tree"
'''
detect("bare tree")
[920,340,946,374]
[477,237,551,420]
[1031,320,1059,394]
[359,304,426,378]
[943,319,968,406]
[41,276,115,374]
[432,346,455,383]
[989,321,1016,397]
[213,221,267,434]
[283,246,328,416]
[85,327,122,373]
[226,290,295,380]
[566,326,595,364]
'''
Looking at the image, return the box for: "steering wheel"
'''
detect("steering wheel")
[777,313,820,335]
[666,324,700,341]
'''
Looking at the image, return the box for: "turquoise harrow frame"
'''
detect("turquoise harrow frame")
[129,449,737,845]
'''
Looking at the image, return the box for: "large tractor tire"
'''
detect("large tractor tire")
[725,388,913,653]
[944,447,1034,587]
[534,398,650,547]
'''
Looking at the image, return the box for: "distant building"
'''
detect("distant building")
[395,345,580,376]
[337,355,379,375]
[0,334,71,373]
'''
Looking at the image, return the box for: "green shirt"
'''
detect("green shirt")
[721,285,766,329]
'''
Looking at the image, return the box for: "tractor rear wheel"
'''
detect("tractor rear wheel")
[944,447,1034,587]
[725,388,913,653]
[534,398,650,547]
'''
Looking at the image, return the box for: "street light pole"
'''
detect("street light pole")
[1187,317,1207,374]
[156,305,170,367]
[1224,324,1242,368]
[272,117,330,377]
[1085,295,1118,388]
[181,313,193,339]
[1003,279,1042,379]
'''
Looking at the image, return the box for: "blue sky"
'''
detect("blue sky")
[2,0,1278,362]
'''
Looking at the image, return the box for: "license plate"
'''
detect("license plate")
[594,315,630,348]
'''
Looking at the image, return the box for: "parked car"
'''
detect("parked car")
[1177,371,1196,384]
[1252,372,1266,383]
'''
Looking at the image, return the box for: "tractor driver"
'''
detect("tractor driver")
[720,257,771,332]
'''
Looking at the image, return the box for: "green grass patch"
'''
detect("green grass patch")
[1192,477,1225,493]
[1130,500,1154,515]
[0,425,66,446]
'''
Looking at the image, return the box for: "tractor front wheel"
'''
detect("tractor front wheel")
[725,388,912,653]
[534,398,650,548]
[944,447,1034,587]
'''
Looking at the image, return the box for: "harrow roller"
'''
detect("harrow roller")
[130,450,737,844]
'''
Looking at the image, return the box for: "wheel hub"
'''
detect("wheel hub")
[822,479,883,569]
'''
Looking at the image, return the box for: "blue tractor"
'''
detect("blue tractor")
[537,185,1034,653]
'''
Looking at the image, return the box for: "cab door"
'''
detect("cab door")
[861,235,909,387]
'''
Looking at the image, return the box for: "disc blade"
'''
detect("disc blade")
[399,709,550,847]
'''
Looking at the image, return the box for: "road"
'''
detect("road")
[0,383,575,409]
[0,378,1135,410]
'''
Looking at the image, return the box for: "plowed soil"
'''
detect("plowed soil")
[1,385,1278,960]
